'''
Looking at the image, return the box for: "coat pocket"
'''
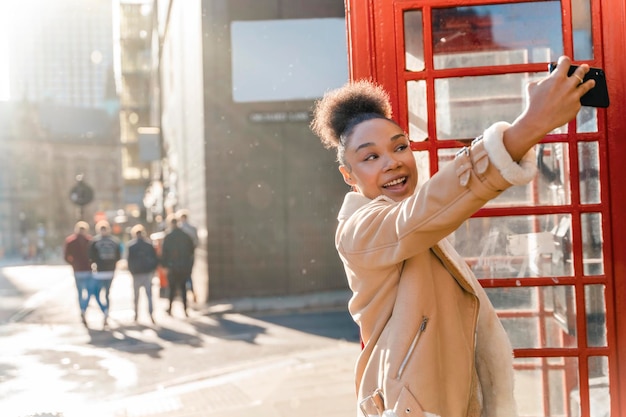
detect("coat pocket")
[359,386,426,417]
[397,316,429,379]
[391,386,427,417]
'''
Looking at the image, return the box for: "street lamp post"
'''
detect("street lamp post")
[69,174,94,221]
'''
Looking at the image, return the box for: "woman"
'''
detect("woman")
[310,56,594,417]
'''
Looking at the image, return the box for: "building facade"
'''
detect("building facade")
[7,0,116,110]
[0,101,122,258]
[0,0,123,258]
[152,0,349,301]
[113,1,158,214]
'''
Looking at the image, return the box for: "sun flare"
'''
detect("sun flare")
[0,7,9,101]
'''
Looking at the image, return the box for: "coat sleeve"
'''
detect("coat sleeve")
[337,124,536,269]
[63,240,72,264]
[116,240,122,262]
[161,238,170,266]
[88,241,98,263]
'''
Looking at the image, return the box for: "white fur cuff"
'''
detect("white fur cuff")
[482,122,537,186]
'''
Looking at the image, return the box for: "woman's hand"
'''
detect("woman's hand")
[504,56,596,161]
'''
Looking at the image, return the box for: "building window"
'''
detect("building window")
[230,18,348,103]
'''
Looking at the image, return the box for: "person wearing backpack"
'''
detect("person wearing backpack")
[127,224,159,323]
[89,220,122,329]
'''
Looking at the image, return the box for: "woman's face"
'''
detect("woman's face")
[339,118,418,202]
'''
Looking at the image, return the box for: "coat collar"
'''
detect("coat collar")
[337,192,395,221]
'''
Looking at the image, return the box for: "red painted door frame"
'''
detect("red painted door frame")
[345,0,626,415]
[603,0,626,413]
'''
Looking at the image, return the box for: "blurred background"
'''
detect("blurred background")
[0,0,351,304]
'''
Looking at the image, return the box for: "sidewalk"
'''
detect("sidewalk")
[104,342,359,417]
[203,289,352,315]
[101,283,359,417]
[1,260,360,417]
[101,276,359,417]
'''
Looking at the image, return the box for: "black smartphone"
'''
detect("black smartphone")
[548,63,610,108]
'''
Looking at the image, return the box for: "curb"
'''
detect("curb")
[202,290,352,315]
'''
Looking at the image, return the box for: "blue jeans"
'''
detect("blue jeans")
[93,272,114,314]
[74,271,92,313]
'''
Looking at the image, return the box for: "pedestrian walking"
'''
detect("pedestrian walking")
[176,209,198,303]
[127,224,159,323]
[63,221,93,327]
[161,215,195,317]
[89,220,121,328]
[310,56,595,417]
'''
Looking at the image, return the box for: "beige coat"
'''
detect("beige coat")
[336,123,534,417]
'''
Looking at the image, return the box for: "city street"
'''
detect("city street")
[0,260,360,417]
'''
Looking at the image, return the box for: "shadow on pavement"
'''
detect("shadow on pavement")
[248,309,360,342]
[154,324,204,347]
[189,314,267,344]
[86,325,165,358]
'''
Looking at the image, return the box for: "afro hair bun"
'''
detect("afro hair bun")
[311,80,392,149]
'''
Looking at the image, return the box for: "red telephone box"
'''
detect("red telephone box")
[345,0,626,415]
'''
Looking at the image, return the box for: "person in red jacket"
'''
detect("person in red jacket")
[64,221,93,327]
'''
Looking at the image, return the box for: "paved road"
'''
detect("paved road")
[0,262,361,417]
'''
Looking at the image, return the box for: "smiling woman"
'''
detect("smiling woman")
[310,61,594,416]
